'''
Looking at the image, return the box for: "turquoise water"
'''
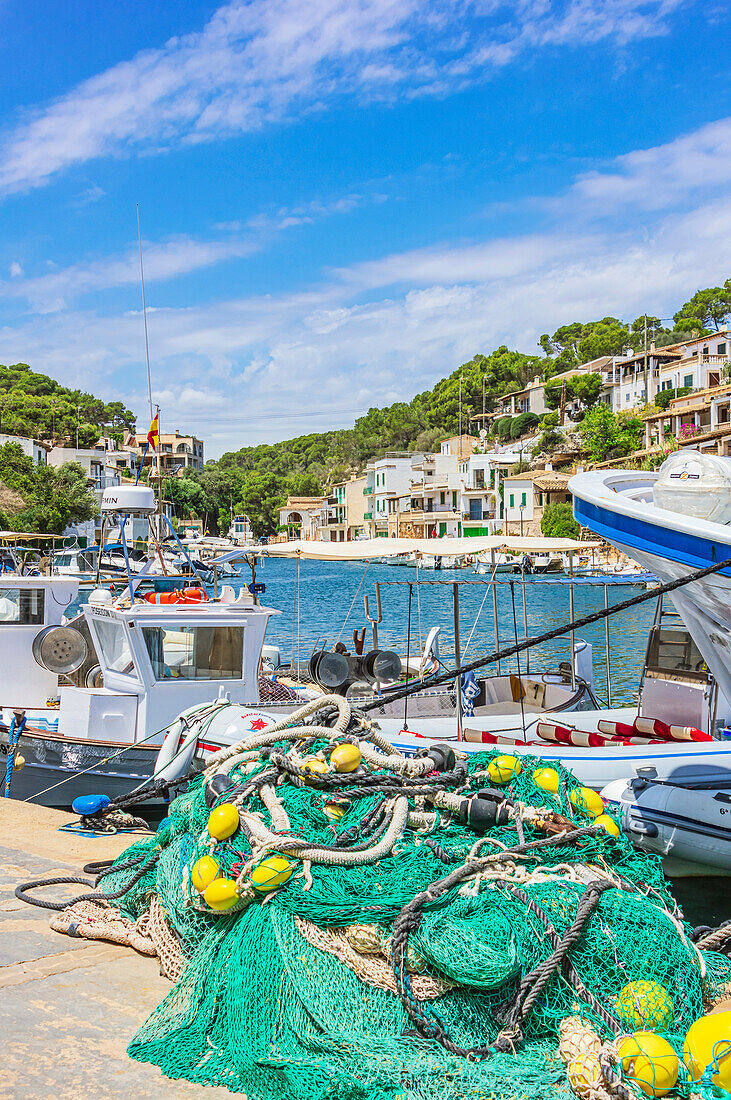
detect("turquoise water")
[232,558,656,706]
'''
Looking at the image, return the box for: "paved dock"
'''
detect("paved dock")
[0,799,230,1099]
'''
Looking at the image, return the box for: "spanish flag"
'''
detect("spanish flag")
[146,412,159,450]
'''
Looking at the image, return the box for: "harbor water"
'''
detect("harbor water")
[223,557,656,706]
[68,558,730,922]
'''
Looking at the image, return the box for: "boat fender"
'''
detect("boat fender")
[144,591,181,604]
[155,716,201,783]
[598,719,636,739]
[634,717,710,742]
[418,742,456,773]
[72,793,111,816]
[537,722,607,749]
[205,773,236,807]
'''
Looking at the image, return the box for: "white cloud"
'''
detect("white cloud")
[571,116,731,211]
[2,186,379,312]
[1,112,727,456]
[3,236,257,314]
[2,190,729,454]
[0,0,689,196]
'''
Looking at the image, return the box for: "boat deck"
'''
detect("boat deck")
[0,799,226,1099]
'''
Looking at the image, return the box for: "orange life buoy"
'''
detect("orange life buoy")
[179,587,209,603]
[143,591,181,604]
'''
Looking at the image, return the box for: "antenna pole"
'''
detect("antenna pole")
[137,204,154,424]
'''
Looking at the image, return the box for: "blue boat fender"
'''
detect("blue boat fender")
[72,794,111,816]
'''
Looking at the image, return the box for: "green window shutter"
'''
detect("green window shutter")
[452,490,457,507]
[521,492,526,507]
[439,522,446,536]
[440,491,445,504]
[509,493,514,508]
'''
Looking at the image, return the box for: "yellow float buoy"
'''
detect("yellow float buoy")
[487,755,522,785]
[251,855,294,894]
[301,757,329,785]
[615,981,674,1030]
[594,813,620,837]
[533,767,560,795]
[323,802,348,822]
[191,855,220,893]
[617,1031,679,1097]
[13,754,25,771]
[207,803,240,840]
[683,1010,731,1091]
[203,877,240,911]
[329,743,362,773]
[569,786,604,818]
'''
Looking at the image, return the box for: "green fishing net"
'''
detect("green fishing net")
[98,739,731,1100]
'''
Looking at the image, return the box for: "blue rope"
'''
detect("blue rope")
[4,713,26,797]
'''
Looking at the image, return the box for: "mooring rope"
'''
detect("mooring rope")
[361,553,731,713]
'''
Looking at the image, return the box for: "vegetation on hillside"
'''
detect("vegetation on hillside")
[3,278,729,536]
[0,363,135,447]
[540,502,579,539]
[0,443,98,533]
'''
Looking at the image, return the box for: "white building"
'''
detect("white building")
[0,432,49,465]
[459,453,501,536]
[364,454,418,536]
[406,451,462,538]
[279,497,326,539]
[318,476,367,542]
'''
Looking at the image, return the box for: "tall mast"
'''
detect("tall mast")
[137,203,154,425]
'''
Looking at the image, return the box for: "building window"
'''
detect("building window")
[538,492,543,506]
[509,493,514,508]
[520,492,526,507]
[684,374,694,388]
[718,343,727,356]
[440,491,445,504]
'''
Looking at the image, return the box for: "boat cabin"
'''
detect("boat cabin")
[58,590,279,747]
[0,575,79,710]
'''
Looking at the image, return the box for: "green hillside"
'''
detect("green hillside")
[0,362,135,447]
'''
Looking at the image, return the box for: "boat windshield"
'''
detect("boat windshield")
[0,587,44,624]
[94,618,137,677]
[142,624,244,681]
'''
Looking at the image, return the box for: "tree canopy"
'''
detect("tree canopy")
[0,443,98,533]
[0,363,135,446]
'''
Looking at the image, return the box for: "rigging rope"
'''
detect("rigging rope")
[361,553,731,713]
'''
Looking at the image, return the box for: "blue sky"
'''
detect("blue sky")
[0,0,729,456]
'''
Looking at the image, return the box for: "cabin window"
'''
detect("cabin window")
[94,618,136,676]
[0,587,44,624]
[142,625,244,681]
